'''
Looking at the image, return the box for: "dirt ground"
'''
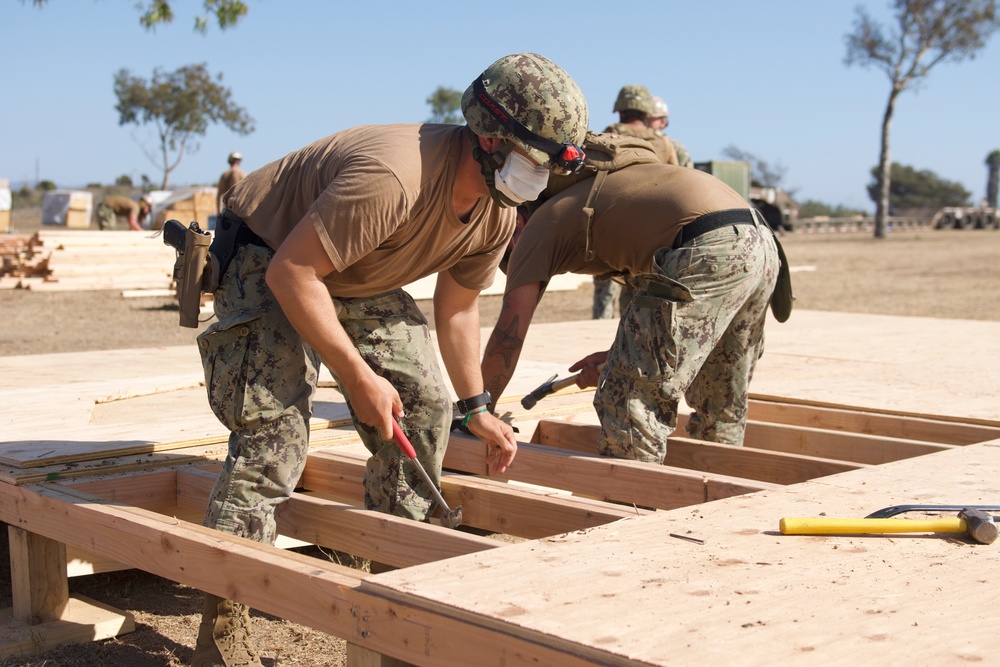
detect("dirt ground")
[1,227,999,666]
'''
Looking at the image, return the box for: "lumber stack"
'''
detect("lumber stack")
[0,229,176,291]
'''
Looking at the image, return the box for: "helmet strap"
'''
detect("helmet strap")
[469,128,521,208]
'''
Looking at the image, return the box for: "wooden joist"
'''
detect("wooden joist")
[0,481,620,666]
[532,420,866,485]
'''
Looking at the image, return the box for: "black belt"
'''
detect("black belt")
[673,208,756,249]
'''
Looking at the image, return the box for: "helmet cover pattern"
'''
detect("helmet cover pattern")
[462,53,589,171]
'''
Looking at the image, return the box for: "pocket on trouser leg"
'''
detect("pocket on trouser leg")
[364,451,433,521]
[595,373,676,463]
[595,295,680,463]
[198,313,262,432]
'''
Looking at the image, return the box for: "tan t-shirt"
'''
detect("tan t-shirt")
[217,166,246,196]
[101,196,140,216]
[505,163,749,293]
[604,122,679,166]
[225,124,514,298]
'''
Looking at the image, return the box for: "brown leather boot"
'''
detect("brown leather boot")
[191,593,263,667]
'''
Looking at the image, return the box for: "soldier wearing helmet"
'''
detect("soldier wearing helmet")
[191,53,588,666]
[649,95,693,168]
[481,160,781,464]
[593,84,681,320]
[605,84,679,166]
[216,151,246,213]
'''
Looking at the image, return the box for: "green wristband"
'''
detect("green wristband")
[461,406,489,427]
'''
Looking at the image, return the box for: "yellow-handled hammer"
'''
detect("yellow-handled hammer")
[780,508,998,545]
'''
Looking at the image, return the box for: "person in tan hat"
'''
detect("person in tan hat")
[217,151,246,213]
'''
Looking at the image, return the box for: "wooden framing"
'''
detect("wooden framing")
[3,391,1000,663]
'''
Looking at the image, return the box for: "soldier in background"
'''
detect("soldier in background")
[650,95,693,168]
[593,84,678,319]
[216,151,246,213]
[95,194,150,231]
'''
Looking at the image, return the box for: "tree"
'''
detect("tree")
[721,145,787,188]
[845,0,1000,238]
[113,63,254,189]
[798,200,869,218]
[28,0,249,33]
[866,162,970,212]
[986,150,1000,208]
[425,87,463,124]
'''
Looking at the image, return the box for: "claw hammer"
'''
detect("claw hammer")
[780,507,998,544]
[391,418,463,529]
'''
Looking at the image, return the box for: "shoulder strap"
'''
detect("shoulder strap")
[580,170,609,262]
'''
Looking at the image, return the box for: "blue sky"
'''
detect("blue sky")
[3,1,999,211]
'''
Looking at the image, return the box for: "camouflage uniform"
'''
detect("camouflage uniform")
[591,276,634,319]
[672,139,693,168]
[594,217,779,463]
[199,243,451,541]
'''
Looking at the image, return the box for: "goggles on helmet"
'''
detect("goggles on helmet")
[473,77,587,175]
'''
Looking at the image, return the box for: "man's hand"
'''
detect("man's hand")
[568,351,609,389]
[465,410,517,475]
[339,368,404,440]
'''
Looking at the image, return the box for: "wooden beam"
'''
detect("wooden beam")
[0,482,629,666]
[742,421,952,464]
[8,526,68,625]
[301,450,644,539]
[443,435,775,509]
[748,396,1000,445]
[532,420,866,485]
[0,596,135,659]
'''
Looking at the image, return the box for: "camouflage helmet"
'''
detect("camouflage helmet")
[613,84,655,115]
[650,96,669,119]
[462,53,589,174]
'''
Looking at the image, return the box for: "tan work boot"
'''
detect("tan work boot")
[191,593,263,667]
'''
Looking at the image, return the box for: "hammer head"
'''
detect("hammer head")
[438,505,463,530]
[959,508,998,545]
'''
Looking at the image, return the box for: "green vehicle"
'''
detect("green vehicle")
[695,160,798,232]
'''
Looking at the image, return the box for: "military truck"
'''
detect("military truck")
[694,161,798,232]
[932,205,998,230]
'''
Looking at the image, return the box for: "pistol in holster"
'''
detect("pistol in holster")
[162,219,220,328]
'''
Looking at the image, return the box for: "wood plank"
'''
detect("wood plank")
[0,482,620,666]
[0,595,135,659]
[743,420,952,464]
[8,526,67,625]
[302,449,645,539]
[67,469,179,511]
[443,435,776,509]
[532,420,866,485]
[748,396,1000,445]
[366,443,1000,666]
[176,467,499,568]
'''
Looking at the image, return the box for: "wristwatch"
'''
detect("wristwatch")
[456,390,492,415]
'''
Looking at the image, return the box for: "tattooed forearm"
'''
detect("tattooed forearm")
[483,314,524,404]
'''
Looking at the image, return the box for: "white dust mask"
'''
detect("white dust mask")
[494,151,549,205]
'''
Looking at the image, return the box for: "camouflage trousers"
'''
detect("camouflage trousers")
[594,218,779,463]
[95,203,118,230]
[197,243,451,544]
[592,276,635,320]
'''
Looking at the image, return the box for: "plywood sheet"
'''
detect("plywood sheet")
[366,442,1000,665]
